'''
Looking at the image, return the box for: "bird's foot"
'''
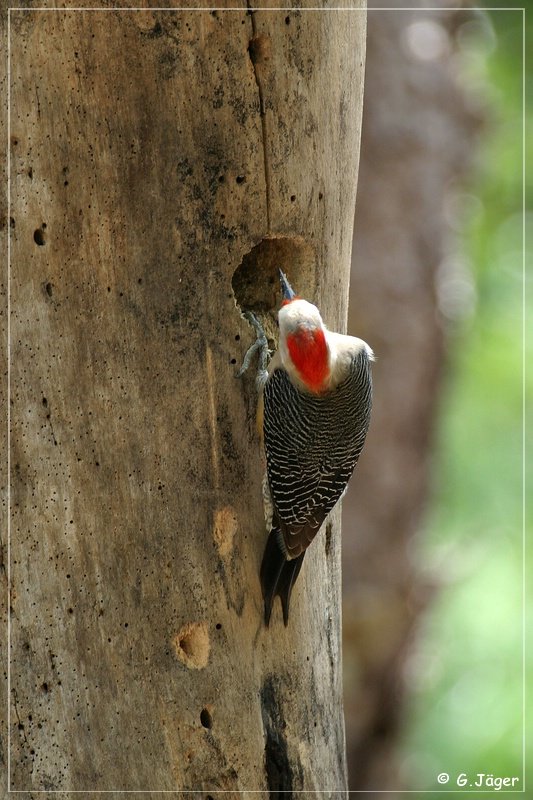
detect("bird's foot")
[236,311,270,389]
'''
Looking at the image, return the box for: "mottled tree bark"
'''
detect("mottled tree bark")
[342,3,481,793]
[1,4,366,793]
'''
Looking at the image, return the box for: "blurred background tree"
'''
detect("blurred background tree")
[342,0,531,793]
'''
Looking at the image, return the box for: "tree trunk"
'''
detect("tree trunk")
[2,6,366,793]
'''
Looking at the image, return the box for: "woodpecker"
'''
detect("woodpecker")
[239,270,373,625]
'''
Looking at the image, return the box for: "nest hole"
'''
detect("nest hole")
[232,235,315,320]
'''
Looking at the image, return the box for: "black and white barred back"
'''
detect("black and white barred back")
[263,349,373,559]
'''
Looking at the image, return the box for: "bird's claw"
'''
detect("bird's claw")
[236,311,270,387]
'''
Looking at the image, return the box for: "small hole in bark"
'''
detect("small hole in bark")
[218,175,225,183]
[34,228,46,246]
[290,195,296,202]
[215,623,222,630]
[173,622,210,669]
[248,34,271,65]
[41,682,49,693]
[236,175,246,184]
[213,506,238,558]
[230,357,236,365]
[42,397,48,407]
[200,707,213,729]
[319,192,324,200]
[45,283,53,297]
[285,15,291,24]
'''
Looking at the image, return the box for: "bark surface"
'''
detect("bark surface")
[1,4,366,794]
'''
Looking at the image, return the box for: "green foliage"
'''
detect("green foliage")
[401,7,531,793]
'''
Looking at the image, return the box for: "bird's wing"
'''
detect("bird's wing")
[263,366,365,558]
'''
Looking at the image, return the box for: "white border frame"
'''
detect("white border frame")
[5,5,527,794]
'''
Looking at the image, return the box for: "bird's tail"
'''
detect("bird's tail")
[260,528,305,626]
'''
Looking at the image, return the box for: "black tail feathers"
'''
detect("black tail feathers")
[260,528,305,626]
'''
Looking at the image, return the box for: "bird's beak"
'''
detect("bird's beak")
[279,269,297,302]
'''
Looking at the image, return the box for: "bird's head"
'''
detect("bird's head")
[277,270,330,393]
